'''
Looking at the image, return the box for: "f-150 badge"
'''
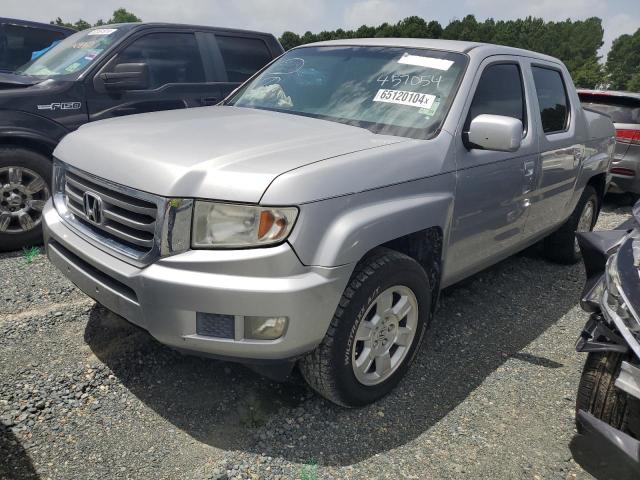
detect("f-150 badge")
[37,102,82,111]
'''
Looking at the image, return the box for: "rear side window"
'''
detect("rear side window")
[0,24,66,71]
[532,67,569,133]
[216,35,272,83]
[112,32,205,88]
[465,63,525,130]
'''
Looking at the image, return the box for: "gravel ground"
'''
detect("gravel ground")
[0,196,635,480]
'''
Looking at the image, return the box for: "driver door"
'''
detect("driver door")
[86,30,221,121]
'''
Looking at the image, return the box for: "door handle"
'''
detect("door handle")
[201,97,220,106]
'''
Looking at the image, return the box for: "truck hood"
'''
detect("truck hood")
[54,106,408,203]
[0,72,42,90]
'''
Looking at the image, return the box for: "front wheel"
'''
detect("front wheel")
[299,248,431,407]
[576,352,640,439]
[0,147,51,252]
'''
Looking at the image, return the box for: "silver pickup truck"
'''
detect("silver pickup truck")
[43,39,615,406]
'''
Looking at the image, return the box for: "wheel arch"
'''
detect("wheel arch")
[0,132,57,159]
[380,226,443,313]
[586,172,607,211]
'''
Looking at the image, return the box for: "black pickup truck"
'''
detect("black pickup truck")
[0,22,283,250]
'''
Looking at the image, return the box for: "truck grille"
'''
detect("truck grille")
[63,171,157,253]
[53,161,168,266]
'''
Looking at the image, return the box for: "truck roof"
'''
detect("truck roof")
[302,38,562,64]
[95,22,279,39]
[0,17,76,34]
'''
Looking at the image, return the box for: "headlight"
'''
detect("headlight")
[605,255,633,322]
[191,201,298,248]
[605,255,623,299]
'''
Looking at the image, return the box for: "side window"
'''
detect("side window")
[111,32,205,89]
[465,63,525,130]
[532,66,569,134]
[216,35,272,82]
[0,25,65,71]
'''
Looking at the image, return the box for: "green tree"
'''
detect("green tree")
[51,17,91,30]
[280,31,302,50]
[51,8,141,31]
[629,73,640,92]
[606,28,640,90]
[107,8,141,24]
[572,58,604,89]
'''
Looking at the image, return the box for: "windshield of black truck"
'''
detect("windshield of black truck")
[15,27,126,78]
[226,46,467,139]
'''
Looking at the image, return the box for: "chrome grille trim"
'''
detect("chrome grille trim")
[52,160,185,267]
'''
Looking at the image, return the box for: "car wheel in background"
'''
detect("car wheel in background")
[543,185,598,264]
[299,248,431,407]
[0,147,51,252]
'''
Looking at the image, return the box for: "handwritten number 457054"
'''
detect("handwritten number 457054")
[377,74,442,88]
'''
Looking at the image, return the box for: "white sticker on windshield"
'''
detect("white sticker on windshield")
[398,53,453,71]
[88,28,117,36]
[373,89,436,109]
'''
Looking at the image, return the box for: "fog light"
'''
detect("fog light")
[244,316,288,340]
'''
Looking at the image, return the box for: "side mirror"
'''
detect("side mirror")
[99,63,149,92]
[466,114,523,152]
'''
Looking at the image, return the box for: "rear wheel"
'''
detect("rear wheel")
[543,185,598,264]
[0,147,51,252]
[299,248,431,407]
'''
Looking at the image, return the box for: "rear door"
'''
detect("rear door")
[523,61,583,235]
[201,32,277,99]
[86,29,221,121]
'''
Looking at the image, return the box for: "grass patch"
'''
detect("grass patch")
[300,460,318,480]
[21,246,41,264]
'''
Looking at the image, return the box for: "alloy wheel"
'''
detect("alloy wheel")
[351,285,419,386]
[0,166,49,234]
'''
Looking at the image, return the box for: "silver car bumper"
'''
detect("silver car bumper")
[609,145,640,194]
[43,200,352,361]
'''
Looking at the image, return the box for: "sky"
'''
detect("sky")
[3,0,639,58]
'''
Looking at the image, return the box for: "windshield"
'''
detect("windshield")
[15,27,126,77]
[227,46,467,139]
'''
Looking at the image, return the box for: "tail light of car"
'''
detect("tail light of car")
[611,167,636,177]
[616,129,640,145]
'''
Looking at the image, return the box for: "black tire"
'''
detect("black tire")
[576,352,640,439]
[0,146,51,252]
[299,248,431,407]
[577,353,627,432]
[543,185,598,264]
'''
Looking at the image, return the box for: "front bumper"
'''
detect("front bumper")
[43,200,353,361]
[576,410,640,468]
[576,298,640,470]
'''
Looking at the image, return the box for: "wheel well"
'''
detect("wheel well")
[587,173,607,209]
[0,136,54,159]
[381,227,443,313]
